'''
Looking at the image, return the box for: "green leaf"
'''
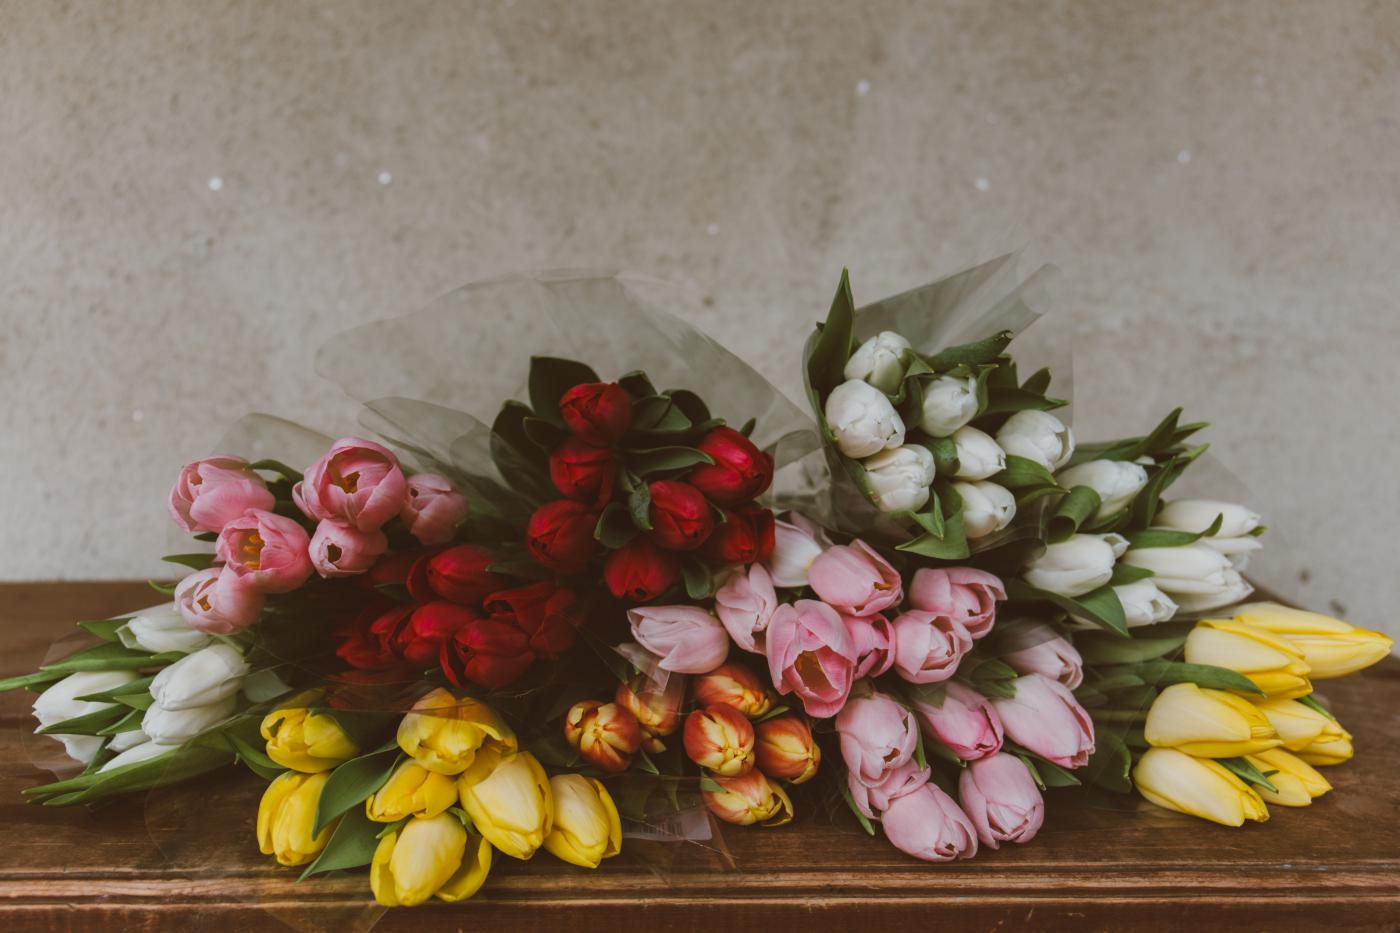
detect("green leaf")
[630,396,692,434]
[628,482,653,531]
[1296,694,1336,720]
[1047,486,1102,542]
[924,331,1014,371]
[698,776,726,794]
[1006,580,1128,636]
[40,643,182,674]
[226,730,284,781]
[1083,729,1132,793]
[634,749,661,776]
[528,356,600,423]
[681,560,714,600]
[618,370,657,398]
[75,675,155,704]
[595,502,640,548]
[161,553,217,571]
[490,401,553,500]
[923,436,960,478]
[148,580,179,596]
[26,744,231,806]
[896,520,971,560]
[664,389,712,426]
[313,747,401,837]
[0,669,67,693]
[838,779,877,836]
[1133,660,1264,695]
[249,459,304,482]
[36,704,129,736]
[993,455,1061,491]
[1108,563,1155,586]
[1124,513,1224,550]
[77,616,133,642]
[807,270,856,396]
[1217,756,1279,794]
[522,416,568,450]
[1076,633,1187,666]
[625,446,713,475]
[299,807,381,880]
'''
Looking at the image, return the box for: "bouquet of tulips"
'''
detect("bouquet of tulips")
[6,262,1392,911]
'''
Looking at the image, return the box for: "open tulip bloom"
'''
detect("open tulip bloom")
[4,263,1394,909]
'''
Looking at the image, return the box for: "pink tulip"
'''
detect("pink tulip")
[998,619,1084,689]
[168,456,275,535]
[714,563,778,653]
[891,610,973,684]
[764,600,859,718]
[908,567,1005,639]
[844,613,895,678]
[627,606,730,674]
[310,520,389,579]
[847,758,929,819]
[807,540,903,617]
[991,674,1096,769]
[881,782,979,862]
[399,473,468,546]
[836,690,918,785]
[912,681,1004,761]
[293,437,407,532]
[765,514,831,587]
[958,752,1045,849]
[214,509,313,594]
[174,567,265,635]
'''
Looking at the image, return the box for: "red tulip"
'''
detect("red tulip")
[559,382,632,445]
[549,437,617,504]
[361,549,428,591]
[401,602,477,666]
[686,427,773,506]
[440,616,535,689]
[647,480,715,551]
[526,500,599,575]
[336,604,399,670]
[604,538,678,602]
[485,582,584,659]
[702,505,775,565]
[425,545,507,606]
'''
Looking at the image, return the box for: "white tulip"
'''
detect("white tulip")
[1121,544,1241,596]
[149,643,249,712]
[1022,534,1116,597]
[1101,532,1130,559]
[953,480,1017,539]
[1171,569,1254,614]
[996,410,1075,471]
[844,331,913,394]
[32,670,138,764]
[108,729,149,752]
[1113,579,1179,626]
[142,695,237,744]
[1055,460,1149,520]
[825,379,906,458]
[99,740,180,773]
[918,374,979,437]
[1155,499,1261,539]
[119,602,213,655]
[951,425,1007,480]
[766,515,830,587]
[862,445,936,513]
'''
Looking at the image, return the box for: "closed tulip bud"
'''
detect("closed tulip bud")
[1183,620,1312,699]
[366,760,460,822]
[686,427,774,506]
[713,563,778,654]
[142,694,236,744]
[1245,748,1331,807]
[958,753,1044,849]
[1133,747,1269,826]
[1231,603,1394,679]
[1295,727,1354,766]
[952,480,1016,539]
[951,426,1007,481]
[1055,460,1148,520]
[169,456,277,534]
[807,540,903,616]
[615,673,686,748]
[628,605,730,674]
[755,715,821,784]
[991,674,1095,769]
[397,687,515,775]
[119,602,212,655]
[458,747,554,860]
[765,514,831,588]
[549,437,617,505]
[1155,499,1261,538]
[647,481,715,551]
[891,610,974,684]
[702,768,794,827]
[1253,696,1343,751]
[997,619,1083,688]
[826,379,906,458]
[563,700,642,774]
[559,382,632,445]
[836,690,918,784]
[370,813,492,907]
[309,519,388,579]
[1022,534,1116,597]
[995,410,1074,471]
[1144,683,1281,757]
[862,445,935,513]
[543,774,622,868]
[399,472,470,546]
[606,537,680,602]
[692,663,773,717]
[1122,544,1252,604]
[881,782,979,862]
[919,374,979,438]
[700,505,775,566]
[912,681,1003,761]
[684,704,756,776]
[425,544,508,606]
[150,643,249,711]
[257,771,334,867]
[527,500,600,576]
[262,695,360,773]
[32,670,139,764]
[1109,579,1179,628]
[908,567,1006,640]
[174,567,265,635]
[844,331,913,393]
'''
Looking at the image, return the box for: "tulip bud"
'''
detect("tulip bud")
[563,700,642,774]
[32,670,139,764]
[257,771,334,867]
[951,426,1007,481]
[862,445,935,513]
[549,437,617,504]
[754,715,821,784]
[847,758,930,819]
[366,760,460,822]
[908,567,1006,639]
[825,379,906,458]
[615,673,686,749]
[425,544,508,606]
[628,605,730,674]
[647,480,715,550]
[150,643,249,711]
[559,382,632,445]
[844,331,913,393]
[1253,697,1351,763]
[98,739,179,772]
[845,612,896,679]
[397,688,515,775]
[295,437,407,532]
[1132,747,1269,827]
[119,602,212,655]
[1183,620,1312,699]
[169,456,277,534]
[1172,569,1255,614]
[765,600,859,718]
[370,813,492,906]
[687,426,775,506]
[997,619,1083,688]
[544,774,622,868]
[700,504,775,565]
[765,514,829,587]
[262,695,360,773]
[1054,460,1148,521]
[309,519,389,579]
[881,782,979,862]
[995,410,1074,471]
[399,472,470,546]
[1155,499,1261,538]
[836,690,918,784]
[702,769,794,827]
[142,694,237,744]
[919,374,979,438]
[458,746,554,859]
[527,500,599,575]
[1295,727,1354,766]
[911,680,1003,761]
[1122,544,1253,609]
[692,663,773,718]
[713,563,778,653]
[1108,579,1179,628]
[174,567,265,635]
[215,509,315,594]
[952,480,1016,539]
[684,703,756,776]
[808,540,903,616]
[991,674,1095,769]
[1144,683,1281,757]
[440,616,535,690]
[1244,748,1331,807]
[891,610,974,684]
[1231,603,1394,679]
[958,753,1044,849]
[1022,534,1116,597]
[606,537,680,602]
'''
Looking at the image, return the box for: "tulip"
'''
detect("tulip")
[912,680,1003,761]
[1022,534,1116,597]
[215,509,314,593]
[908,567,1006,639]
[257,771,334,867]
[882,782,979,862]
[1184,620,1312,698]
[918,374,979,438]
[997,619,1083,688]
[440,616,534,690]
[713,563,778,653]
[995,410,1074,471]
[458,747,553,859]
[702,768,794,827]
[549,437,617,505]
[262,700,359,773]
[142,694,236,744]
[150,643,249,711]
[1295,727,1354,766]
[1253,696,1342,751]
[173,567,265,635]
[559,382,632,445]
[484,581,583,660]
[1245,748,1331,807]
[527,500,599,575]
[563,700,642,774]
[294,437,407,532]
[862,445,935,513]
[1144,683,1281,757]
[1231,603,1394,679]
[647,480,715,550]
[107,729,149,752]
[119,602,212,655]
[370,813,492,906]
[367,760,460,822]
[544,774,622,868]
[693,663,773,718]
[844,613,895,678]
[1122,543,1244,598]
[397,688,514,774]
[628,605,730,674]
[700,504,775,565]
[847,758,930,819]
[991,674,1095,768]
[836,690,918,784]
[399,472,470,545]
[1155,499,1261,539]
[1054,460,1148,521]
[393,601,474,666]
[765,600,859,718]
[1132,747,1269,827]
[98,739,179,772]
[615,673,685,750]
[825,378,906,458]
[808,540,902,616]
[425,544,508,606]
[1110,579,1179,628]
[958,753,1044,848]
[683,704,756,776]
[891,611,974,684]
[32,670,138,764]
[951,426,1007,481]
[844,330,913,393]
[309,519,388,579]
[686,426,775,506]
[952,480,1017,539]
[606,537,680,602]
[755,715,821,784]
[765,515,830,587]
[167,456,276,535]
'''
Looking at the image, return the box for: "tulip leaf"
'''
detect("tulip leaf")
[981,384,1068,417]
[527,356,600,424]
[147,580,180,596]
[225,730,284,781]
[0,669,68,693]
[40,643,183,674]
[1132,660,1263,696]
[624,446,714,476]
[906,506,946,540]
[77,616,133,642]
[1046,486,1101,543]
[992,455,1059,492]
[1076,633,1186,666]
[522,416,568,450]
[754,704,790,723]
[36,704,130,736]
[596,502,640,548]
[680,560,714,601]
[1123,513,1224,550]
[248,458,305,482]
[923,331,1014,372]
[25,744,231,806]
[96,707,145,737]
[634,748,661,776]
[300,806,381,880]
[630,395,693,434]
[837,779,877,837]
[662,388,713,427]
[807,268,856,396]
[618,370,657,398]
[1107,563,1155,586]
[922,435,960,478]
[1006,743,1082,788]
[1082,729,1132,794]
[628,482,654,532]
[490,401,555,502]
[313,748,402,838]
[1005,580,1129,637]
[73,676,155,704]
[1296,694,1337,720]
[698,776,726,794]
[161,553,217,571]
[319,710,401,753]
[1216,756,1279,794]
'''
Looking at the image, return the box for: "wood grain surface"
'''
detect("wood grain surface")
[1,582,1397,932]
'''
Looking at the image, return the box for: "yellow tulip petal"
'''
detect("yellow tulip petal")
[437,836,493,902]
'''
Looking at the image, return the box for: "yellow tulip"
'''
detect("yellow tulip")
[1253,696,1348,752]
[261,694,359,773]
[1232,602,1394,679]
[366,760,460,822]
[1144,683,1281,757]
[369,812,492,907]
[1184,619,1312,698]
[1245,748,1331,807]
[543,774,622,868]
[458,746,553,860]
[1296,728,1354,766]
[397,688,515,775]
[256,770,334,866]
[1132,747,1269,827]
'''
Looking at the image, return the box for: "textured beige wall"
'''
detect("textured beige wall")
[2,1,1398,637]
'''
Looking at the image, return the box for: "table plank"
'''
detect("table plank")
[1,582,1397,931]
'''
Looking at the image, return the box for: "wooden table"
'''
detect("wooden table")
[2,583,1397,931]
